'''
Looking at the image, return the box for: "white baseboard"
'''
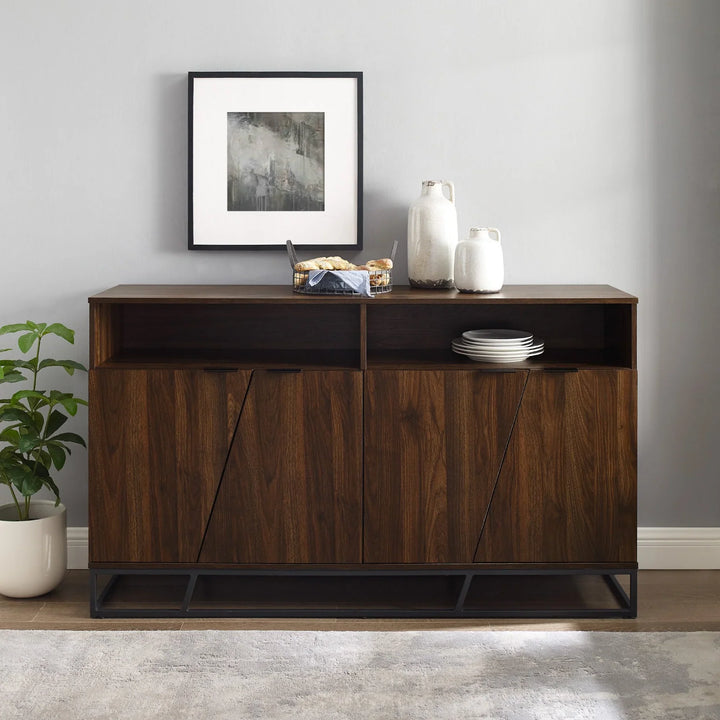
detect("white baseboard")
[637,527,720,570]
[66,527,720,571]
[67,527,88,570]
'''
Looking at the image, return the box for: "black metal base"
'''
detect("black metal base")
[90,567,638,619]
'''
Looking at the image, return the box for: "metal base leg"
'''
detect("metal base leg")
[89,567,639,620]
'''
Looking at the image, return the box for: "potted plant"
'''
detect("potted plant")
[0,321,87,597]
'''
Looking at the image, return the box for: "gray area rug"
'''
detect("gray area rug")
[1,631,719,719]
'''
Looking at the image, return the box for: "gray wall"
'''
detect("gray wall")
[1,0,718,527]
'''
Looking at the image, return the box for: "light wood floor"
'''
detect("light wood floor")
[0,570,718,631]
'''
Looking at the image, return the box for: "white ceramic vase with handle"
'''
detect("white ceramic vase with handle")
[454,227,504,293]
[0,500,67,598]
[407,180,458,289]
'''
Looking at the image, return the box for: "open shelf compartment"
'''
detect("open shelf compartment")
[91,302,363,369]
[366,302,635,369]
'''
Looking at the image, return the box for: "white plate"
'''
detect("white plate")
[452,338,544,355]
[462,329,533,344]
[451,347,545,363]
[456,340,534,353]
[461,337,534,348]
[452,345,544,357]
[451,338,544,362]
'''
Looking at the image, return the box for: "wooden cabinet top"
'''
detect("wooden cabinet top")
[89,284,637,304]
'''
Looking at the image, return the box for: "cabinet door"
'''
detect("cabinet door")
[89,368,252,563]
[364,370,528,563]
[199,370,363,564]
[475,369,637,563]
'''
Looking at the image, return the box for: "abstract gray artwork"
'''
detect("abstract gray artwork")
[227,112,325,212]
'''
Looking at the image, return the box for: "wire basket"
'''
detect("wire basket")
[287,240,397,296]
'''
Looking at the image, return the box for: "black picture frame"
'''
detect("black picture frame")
[188,71,363,251]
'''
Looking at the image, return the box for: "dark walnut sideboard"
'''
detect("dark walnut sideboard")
[87,284,637,618]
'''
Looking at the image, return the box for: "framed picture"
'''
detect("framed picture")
[188,71,363,250]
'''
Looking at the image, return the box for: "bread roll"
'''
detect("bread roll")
[367,258,393,270]
[294,260,320,271]
[320,256,349,270]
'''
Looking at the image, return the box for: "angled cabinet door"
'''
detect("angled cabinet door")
[363,370,528,563]
[199,370,363,564]
[89,368,251,563]
[475,369,637,563]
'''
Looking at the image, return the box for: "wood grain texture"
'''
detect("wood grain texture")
[121,304,360,352]
[89,303,122,368]
[87,285,637,582]
[199,370,363,564]
[89,369,251,563]
[363,370,528,563]
[475,369,637,563]
[89,284,638,304]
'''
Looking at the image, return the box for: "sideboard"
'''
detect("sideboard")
[88,284,637,618]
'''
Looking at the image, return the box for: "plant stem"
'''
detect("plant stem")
[32,335,42,392]
[8,483,23,521]
[29,334,43,482]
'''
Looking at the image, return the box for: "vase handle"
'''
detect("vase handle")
[442,181,455,205]
[488,227,501,243]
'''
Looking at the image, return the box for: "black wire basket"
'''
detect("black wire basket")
[287,240,397,295]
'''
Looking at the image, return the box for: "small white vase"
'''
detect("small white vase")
[0,500,67,598]
[407,180,458,288]
[454,227,504,293]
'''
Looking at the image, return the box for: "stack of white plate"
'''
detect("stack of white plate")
[451,329,544,363]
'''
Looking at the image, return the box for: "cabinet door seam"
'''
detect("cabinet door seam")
[195,370,255,562]
[472,370,530,562]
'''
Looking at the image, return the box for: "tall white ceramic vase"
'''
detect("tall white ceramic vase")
[0,500,67,598]
[407,180,458,289]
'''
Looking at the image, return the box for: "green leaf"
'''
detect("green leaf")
[45,324,75,344]
[13,359,36,371]
[36,463,50,478]
[45,440,72,455]
[3,460,43,497]
[0,407,36,427]
[46,409,68,436]
[18,332,37,353]
[18,432,41,453]
[48,432,86,447]
[0,323,31,335]
[38,359,87,374]
[59,397,78,416]
[11,390,48,404]
[17,474,43,497]
[28,448,48,466]
[49,390,72,403]
[6,462,31,488]
[43,475,60,503]
[0,428,20,445]
[27,322,47,333]
[0,370,26,384]
[47,444,66,470]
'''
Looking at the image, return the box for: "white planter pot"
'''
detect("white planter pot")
[0,500,67,598]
